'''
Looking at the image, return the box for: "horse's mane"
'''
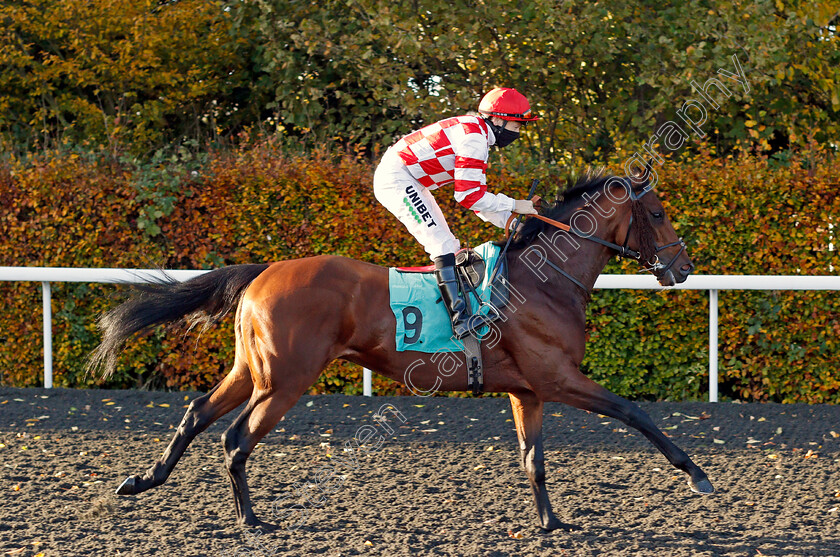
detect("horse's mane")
[502,168,657,262]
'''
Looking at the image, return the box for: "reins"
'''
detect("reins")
[499,191,686,292]
[503,196,642,260]
[505,212,570,236]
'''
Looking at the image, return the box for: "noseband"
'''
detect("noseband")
[505,187,686,291]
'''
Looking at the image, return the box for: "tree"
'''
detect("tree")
[0,0,264,155]
[236,0,839,163]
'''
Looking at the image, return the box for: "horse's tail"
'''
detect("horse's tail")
[88,263,270,379]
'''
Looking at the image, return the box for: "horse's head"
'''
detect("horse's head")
[608,177,694,286]
[507,169,693,291]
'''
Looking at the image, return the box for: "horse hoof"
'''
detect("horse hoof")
[115,475,138,495]
[689,477,715,494]
[240,518,279,533]
[541,517,582,532]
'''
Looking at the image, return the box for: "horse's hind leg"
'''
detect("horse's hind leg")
[554,370,714,494]
[509,392,578,532]
[116,360,253,495]
[221,379,315,528]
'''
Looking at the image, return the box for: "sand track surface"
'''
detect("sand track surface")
[1,387,839,556]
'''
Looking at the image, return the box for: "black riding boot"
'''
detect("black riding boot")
[434,254,471,339]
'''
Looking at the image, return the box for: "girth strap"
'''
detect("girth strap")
[461,335,484,395]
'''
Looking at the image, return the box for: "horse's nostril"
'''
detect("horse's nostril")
[680,263,694,274]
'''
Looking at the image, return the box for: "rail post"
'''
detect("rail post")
[709,289,718,402]
[363,368,372,397]
[42,281,53,389]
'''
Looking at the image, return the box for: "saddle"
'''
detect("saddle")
[396,247,511,318]
[394,247,510,395]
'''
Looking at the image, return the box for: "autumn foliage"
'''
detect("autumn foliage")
[0,143,837,402]
[1,1,837,162]
[1,1,837,402]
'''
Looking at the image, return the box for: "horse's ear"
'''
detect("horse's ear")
[628,163,650,183]
[627,159,654,183]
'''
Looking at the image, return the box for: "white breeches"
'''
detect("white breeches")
[374,153,460,260]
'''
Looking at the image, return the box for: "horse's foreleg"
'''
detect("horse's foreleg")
[554,371,714,494]
[508,392,578,532]
[116,362,253,496]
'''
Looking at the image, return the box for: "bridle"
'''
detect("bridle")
[504,186,687,292]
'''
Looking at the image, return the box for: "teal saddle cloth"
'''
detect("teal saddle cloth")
[388,241,501,353]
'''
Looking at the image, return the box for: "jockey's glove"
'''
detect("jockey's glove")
[513,199,539,215]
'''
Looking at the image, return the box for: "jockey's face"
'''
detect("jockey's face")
[490,117,523,133]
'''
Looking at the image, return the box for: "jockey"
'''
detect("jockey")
[374,87,539,338]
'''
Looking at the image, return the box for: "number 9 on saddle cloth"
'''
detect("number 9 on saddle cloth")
[388,241,513,354]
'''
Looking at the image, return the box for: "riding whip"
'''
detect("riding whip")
[489,178,540,285]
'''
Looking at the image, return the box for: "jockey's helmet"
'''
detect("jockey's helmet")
[478,88,539,121]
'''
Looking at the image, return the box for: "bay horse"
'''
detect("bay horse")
[89,169,714,532]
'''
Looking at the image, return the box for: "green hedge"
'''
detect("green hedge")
[1,143,837,402]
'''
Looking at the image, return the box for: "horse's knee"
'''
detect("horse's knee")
[186,396,207,417]
[178,397,209,434]
[622,405,643,426]
[172,395,212,435]
[619,403,655,429]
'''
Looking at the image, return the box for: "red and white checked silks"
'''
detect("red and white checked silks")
[374,115,515,259]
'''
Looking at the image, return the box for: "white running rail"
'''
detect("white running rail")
[1,267,839,401]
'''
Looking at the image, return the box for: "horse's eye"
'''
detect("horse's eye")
[651,211,664,220]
